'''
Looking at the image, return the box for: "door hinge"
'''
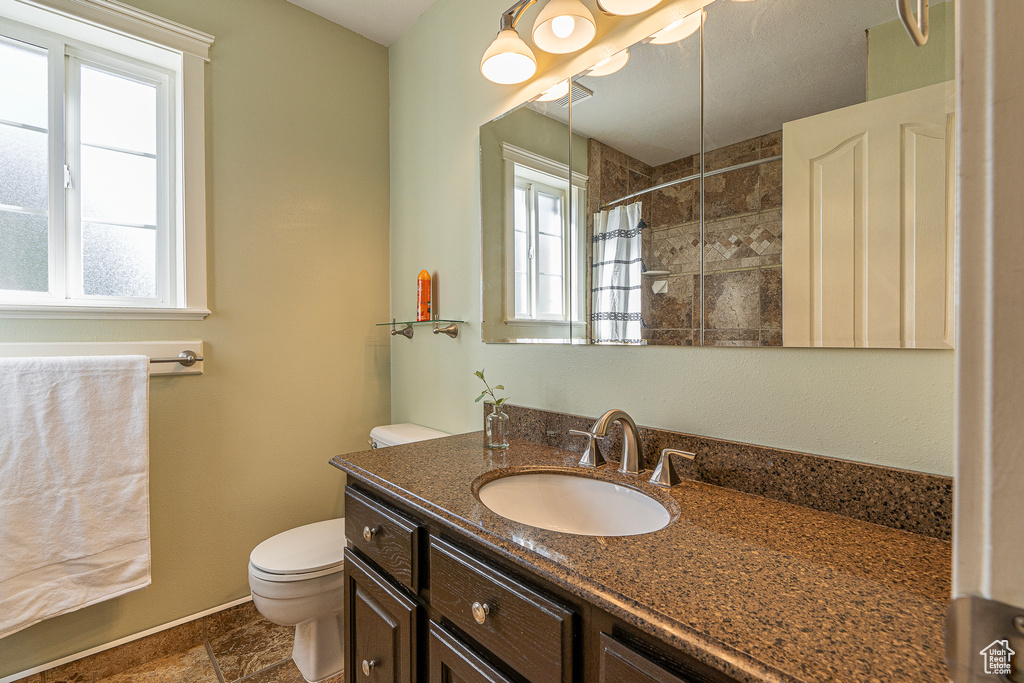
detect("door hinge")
[947,595,1024,682]
[63,164,72,189]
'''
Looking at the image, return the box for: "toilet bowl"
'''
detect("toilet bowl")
[249,424,449,682]
[248,518,346,683]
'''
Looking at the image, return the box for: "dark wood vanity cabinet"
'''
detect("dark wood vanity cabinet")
[344,550,419,683]
[343,485,737,683]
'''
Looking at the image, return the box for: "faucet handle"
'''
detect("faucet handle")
[649,448,695,488]
[568,429,606,468]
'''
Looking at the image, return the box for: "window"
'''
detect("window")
[502,143,585,324]
[0,0,212,319]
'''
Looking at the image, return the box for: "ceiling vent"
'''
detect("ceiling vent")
[554,81,593,108]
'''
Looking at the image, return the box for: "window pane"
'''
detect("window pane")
[80,66,156,155]
[0,38,48,129]
[0,211,47,292]
[0,125,48,210]
[82,222,156,298]
[538,233,562,276]
[514,228,529,274]
[514,185,528,233]
[514,272,528,319]
[80,146,157,226]
[537,191,562,236]
[537,274,563,318]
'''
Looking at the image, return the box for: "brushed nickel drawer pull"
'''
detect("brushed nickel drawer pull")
[471,601,490,624]
[361,659,376,676]
[362,525,379,542]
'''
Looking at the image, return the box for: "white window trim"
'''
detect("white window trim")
[501,142,587,326]
[0,0,213,320]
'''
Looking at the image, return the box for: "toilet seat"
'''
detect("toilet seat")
[249,518,345,582]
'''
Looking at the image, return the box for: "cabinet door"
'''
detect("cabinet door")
[428,622,513,683]
[345,549,419,683]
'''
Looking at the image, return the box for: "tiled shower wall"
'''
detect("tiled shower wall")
[587,132,783,346]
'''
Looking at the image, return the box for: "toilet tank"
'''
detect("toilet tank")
[370,423,449,448]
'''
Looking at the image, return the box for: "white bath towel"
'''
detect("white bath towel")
[0,355,151,638]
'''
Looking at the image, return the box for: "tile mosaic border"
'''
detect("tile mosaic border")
[491,404,952,540]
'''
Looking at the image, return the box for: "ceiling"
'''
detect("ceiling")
[284,0,439,46]
[529,0,951,166]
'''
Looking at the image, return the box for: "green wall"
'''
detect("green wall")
[0,0,391,676]
[388,0,955,476]
[868,1,955,100]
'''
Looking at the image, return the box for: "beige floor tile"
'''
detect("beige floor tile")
[205,601,261,641]
[242,660,344,683]
[95,644,218,683]
[208,619,293,682]
[46,621,204,683]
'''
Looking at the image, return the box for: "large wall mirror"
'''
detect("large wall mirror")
[480,0,956,348]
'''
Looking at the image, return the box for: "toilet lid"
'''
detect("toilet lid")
[249,518,346,575]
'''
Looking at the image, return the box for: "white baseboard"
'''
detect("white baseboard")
[0,596,252,683]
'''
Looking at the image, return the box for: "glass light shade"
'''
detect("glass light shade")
[597,0,662,16]
[587,49,630,76]
[532,0,597,54]
[536,80,570,101]
[648,9,704,45]
[481,28,538,84]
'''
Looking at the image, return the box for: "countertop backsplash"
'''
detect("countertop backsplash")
[491,404,953,540]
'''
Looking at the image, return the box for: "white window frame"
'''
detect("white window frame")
[501,142,587,326]
[0,0,212,319]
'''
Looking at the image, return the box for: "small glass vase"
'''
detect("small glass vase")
[485,403,510,449]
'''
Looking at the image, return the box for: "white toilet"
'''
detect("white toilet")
[248,423,448,682]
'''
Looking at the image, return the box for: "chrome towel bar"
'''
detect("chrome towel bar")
[149,350,203,367]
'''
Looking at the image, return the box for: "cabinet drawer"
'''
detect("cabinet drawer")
[428,621,514,683]
[600,634,689,683]
[429,538,573,683]
[599,634,738,683]
[346,486,421,592]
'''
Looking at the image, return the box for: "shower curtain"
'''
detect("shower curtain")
[592,202,644,344]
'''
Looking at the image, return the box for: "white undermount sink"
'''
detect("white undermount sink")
[477,472,672,536]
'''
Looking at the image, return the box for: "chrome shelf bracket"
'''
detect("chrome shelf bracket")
[391,318,414,339]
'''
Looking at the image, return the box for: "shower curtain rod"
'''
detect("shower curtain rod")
[598,154,782,211]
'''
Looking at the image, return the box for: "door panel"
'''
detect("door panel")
[783,81,955,348]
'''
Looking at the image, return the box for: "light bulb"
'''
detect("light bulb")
[480,28,537,85]
[532,0,596,54]
[551,15,575,39]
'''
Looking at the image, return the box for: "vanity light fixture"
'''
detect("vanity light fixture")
[586,49,630,76]
[597,0,662,16]
[536,80,571,101]
[647,9,704,44]
[532,0,597,54]
[481,0,540,84]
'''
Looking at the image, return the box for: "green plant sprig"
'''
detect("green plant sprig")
[474,369,509,406]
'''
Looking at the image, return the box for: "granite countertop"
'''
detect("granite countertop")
[330,432,951,683]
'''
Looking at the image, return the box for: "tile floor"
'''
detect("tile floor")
[21,602,343,683]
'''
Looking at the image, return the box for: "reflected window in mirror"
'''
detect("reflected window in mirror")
[510,164,573,321]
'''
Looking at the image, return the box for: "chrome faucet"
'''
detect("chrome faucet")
[591,409,643,475]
